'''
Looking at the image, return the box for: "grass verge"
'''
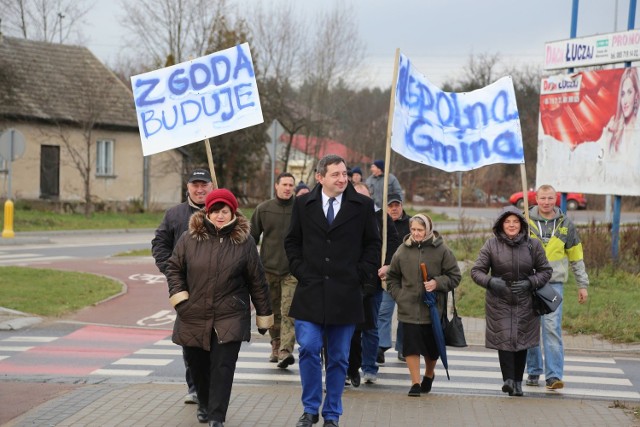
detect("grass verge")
[454,264,640,343]
[2,207,446,233]
[2,209,165,232]
[0,267,123,317]
[114,249,152,257]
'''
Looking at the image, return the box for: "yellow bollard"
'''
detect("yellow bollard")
[2,199,15,238]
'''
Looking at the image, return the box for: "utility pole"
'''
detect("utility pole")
[57,12,65,43]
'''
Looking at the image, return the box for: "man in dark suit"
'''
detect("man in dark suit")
[285,154,381,427]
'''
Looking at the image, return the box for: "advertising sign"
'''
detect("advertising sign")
[536,68,640,196]
[544,29,640,70]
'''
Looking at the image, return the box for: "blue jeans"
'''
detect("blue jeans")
[526,282,564,380]
[295,320,355,422]
[361,290,383,375]
[378,291,403,352]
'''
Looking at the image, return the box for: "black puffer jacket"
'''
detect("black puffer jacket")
[470,206,552,351]
[151,199,202,274]
[164,211,272,350]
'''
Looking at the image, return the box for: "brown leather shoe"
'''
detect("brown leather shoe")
[277,350,295,368]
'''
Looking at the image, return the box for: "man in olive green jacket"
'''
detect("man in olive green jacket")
[250,172,298,367]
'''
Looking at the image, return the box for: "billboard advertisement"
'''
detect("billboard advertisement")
[537,68,640,196]
[544,30,640,70]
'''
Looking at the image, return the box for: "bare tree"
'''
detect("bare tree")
[119,0,229,67]
[245,0,306,83]
[247,2,366,177]
[42,73,121,216]
[453,52,502,91]
[440,53,543,203]
[0,0,92,43]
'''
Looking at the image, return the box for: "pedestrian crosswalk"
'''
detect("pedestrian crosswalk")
[0,251,72,265]
[1,334,639,401]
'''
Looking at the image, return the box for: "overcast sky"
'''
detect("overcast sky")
[84,0,634,87]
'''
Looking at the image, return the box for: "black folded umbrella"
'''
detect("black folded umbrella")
[423,289,450,380]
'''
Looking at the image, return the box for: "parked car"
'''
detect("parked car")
[508,190,587,210]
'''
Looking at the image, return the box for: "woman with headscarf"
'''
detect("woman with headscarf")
[165,188,274,426]
[386,214,461,397]
[470,206,552,397]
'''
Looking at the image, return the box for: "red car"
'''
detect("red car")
[508,191,587,211]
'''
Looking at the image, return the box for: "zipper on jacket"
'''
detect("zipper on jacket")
[233,295,247,308]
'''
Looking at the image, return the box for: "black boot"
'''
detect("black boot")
[513,381,523,396]
[502,379,515,396]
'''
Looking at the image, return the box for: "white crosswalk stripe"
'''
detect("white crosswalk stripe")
[89,340,640,401]
[2,335,638,401]
[0,252,72,265]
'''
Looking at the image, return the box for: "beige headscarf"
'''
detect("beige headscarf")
[408,213,434,244]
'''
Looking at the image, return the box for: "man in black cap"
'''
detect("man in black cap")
[152,168,213,406]
[377,193,410,363]
[365,160,402,209]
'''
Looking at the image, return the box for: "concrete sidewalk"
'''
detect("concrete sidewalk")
[2,381,638,426]
[2,311,640,426]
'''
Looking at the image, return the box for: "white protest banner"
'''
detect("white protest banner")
[391,53,524,172]
[131,43,263,156]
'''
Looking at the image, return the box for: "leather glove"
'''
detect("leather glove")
[258,328,268,335]
[511,279,532,295]
[488,277,509,296]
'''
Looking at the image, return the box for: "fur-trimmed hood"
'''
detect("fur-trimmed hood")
[188,209,251,244]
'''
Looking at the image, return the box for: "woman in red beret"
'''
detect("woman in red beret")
[165,188,273,427]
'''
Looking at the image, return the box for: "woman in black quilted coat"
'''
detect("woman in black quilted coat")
[165,189,273,426]
[471,206,552,397]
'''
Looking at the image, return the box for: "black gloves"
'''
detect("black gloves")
[258,328,268,335]
[488,277,509,296]
[511,279,532,295]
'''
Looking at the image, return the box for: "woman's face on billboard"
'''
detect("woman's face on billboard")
[620,76,637,120]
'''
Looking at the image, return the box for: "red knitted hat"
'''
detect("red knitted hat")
[205,188,238,214]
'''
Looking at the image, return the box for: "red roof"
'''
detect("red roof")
[283,134,372,164]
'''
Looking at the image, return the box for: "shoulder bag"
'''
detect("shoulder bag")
[443,289,467,347]
[532,283,562,315]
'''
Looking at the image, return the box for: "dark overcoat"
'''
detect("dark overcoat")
[285,183,381,325]
[164,211,272,350]
[470,206,553,352]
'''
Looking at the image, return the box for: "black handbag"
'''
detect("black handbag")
[532,283,563,315]
[443,289,467,347]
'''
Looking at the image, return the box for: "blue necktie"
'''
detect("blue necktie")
[327,197,335,225]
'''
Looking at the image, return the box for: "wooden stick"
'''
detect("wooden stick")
[381,48,401,270]
[520,163,530,225]
[205,138,219,189]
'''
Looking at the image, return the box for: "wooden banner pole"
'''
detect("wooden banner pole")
[380,48,401,284]
[205,138,219,189]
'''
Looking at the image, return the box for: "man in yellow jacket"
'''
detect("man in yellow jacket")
[525,185,589,390]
